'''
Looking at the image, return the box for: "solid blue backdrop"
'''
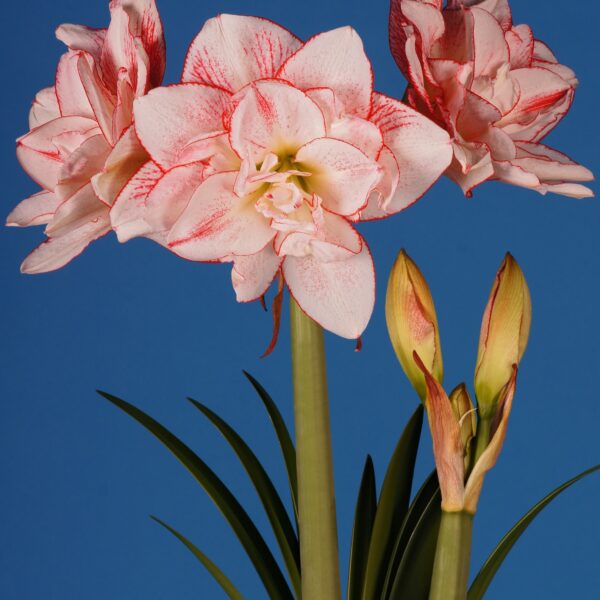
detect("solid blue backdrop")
[1,1,599,598]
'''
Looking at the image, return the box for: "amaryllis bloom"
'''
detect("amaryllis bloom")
[389,0,594,197]
[6,0,165,273]
[111,14,452,338]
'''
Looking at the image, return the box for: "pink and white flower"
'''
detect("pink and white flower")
[7,0,166,273]
[389,0,594,197]
[112,14,452,338]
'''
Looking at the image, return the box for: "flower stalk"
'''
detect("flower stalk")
[290,298,342,600]
[429,511,473,600]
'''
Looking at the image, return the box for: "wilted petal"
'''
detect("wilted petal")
[295,138,381,216]
[369,93,452,213]
[134,83,230,169]
[168,171,275,261]
[6,191,62,227]
[279,27,373,118]
[29,87,60,129]
[229,80,326,164]
[20,209,110,274]
[283,242,375,339]
[183,14,301,91]
[232,245,283,302]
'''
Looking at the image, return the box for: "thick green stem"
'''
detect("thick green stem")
[290,299,341,600]
[429,511,473,600]
[473,416,492,464]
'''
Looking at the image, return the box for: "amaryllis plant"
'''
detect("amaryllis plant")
[5,1,598,599]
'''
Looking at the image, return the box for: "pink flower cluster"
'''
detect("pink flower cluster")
[7,0,593,338]
[389,0,593,197]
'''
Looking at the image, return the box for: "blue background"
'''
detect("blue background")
[1,1,598,598]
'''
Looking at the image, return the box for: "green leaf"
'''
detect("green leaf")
[243,371,299,523]
[347,456,377,600]
[468,464,600,600]
[387,486,441,600]
[151,516,244,600]
[98,391,293,600]
[381,470,439,598]
[361,405,424,600]
[188,398,301,597]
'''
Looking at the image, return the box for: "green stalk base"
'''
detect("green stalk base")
[290,299,341,600]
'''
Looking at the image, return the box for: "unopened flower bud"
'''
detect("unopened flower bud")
[386,250,443,401]
[474,254,531,417]
[449,384,476,470]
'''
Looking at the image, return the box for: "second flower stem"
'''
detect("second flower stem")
[290,298,341,600]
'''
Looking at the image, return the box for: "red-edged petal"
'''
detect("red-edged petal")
[229,80,326,164]
[168,171,275,261]
[231,245,283,302]
[46,182,105,237]
[359,145,401,220]
[283,241,375,339]
[55,51,94,119]
[295,138,381,216]
[182,14,301,91]
[113,0,166,88]
[20,210,110,274]
[505,24,533,69]
[134,83,230,170]
[110,160,163,241]
[471,6,509,78]
[92,125,148,206]
[29,87,60,129]
[6,191,61,227]
[17,116,100,191]
[56,24,106,61]
[462,0,512,31]
[279,27,373,118]
[369,93,452,212]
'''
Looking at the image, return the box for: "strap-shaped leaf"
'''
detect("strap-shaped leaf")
[347,456,377,600]
[98,391,293,600]
[361,405,424,600]
[243,371,299,522]
[151,516,244,600]
[381,469,439,598]
[387,487,441,600]
[188,398,301,597]
[468,464,600,600]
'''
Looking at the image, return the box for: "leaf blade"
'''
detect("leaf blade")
[361,405,424,600]
[98,390,293,600]
[151,516,244,600]
[188,398,301,597]
[347,456,377,600]
[243,371,299,523]
[468,464,600,600]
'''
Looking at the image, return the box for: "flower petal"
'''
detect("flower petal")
[17,116,100,190]
[359,145,401,220]
[46,183,105,237]
[134,83,230,170]
[20,210,110,274]
[283,241,375,339]
[91,125,148,206]
[229,80,326,164]
[6,191,62,227]
[168,171,275,261]
[295,138,381,216]
[231,245,283,303]
[369,93,452,212]
[55,23,106,60]
[279,27,373,118]
[29,87,60,129]
[471,6,509,78]
[182,14,301,91]
[55,51,94,119]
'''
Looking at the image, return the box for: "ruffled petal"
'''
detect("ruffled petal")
[369,93,452,213]
[20,209,110,274]
[279,27,373,118]
[283,241,375,339]
[168,171,275,261]
[55,51,94,119]
[231,245,283,303]
[6,191,62,227]
[295,138,381,216]
[471,6,509,78]
[56,24,106,60]
[182,14,301,91]
[91,125,148,206]
[133,83,230,169]
[229,80,326,164]
[29,87,60,129]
